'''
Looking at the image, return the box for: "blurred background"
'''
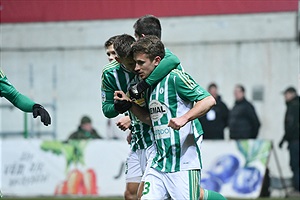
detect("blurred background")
[0,0,299,198]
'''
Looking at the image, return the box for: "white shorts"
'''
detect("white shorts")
[141,144,156,182]
[125,144,156,183]
[141,168,201,200]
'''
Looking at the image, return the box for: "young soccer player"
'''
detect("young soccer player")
[114,35,227,200]
[104,35,118,63]
[128,15,182,100]
[101,34,180,200]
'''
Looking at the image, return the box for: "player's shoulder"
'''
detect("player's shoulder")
[0,69,5,78]
[101,60,120,74]
[169,69,196,85]
[169,69,188,78]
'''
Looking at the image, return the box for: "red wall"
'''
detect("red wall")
[0,0,298,23]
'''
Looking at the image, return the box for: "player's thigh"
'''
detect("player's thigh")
[141,144,156,183]
[165,169,201,200]
[141,168,169,200]
[126,150,142,183]
[137,181,144,199]
[138,144,156,174]
[126,182,140,196]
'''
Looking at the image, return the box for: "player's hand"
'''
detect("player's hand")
[114,91,132,114]
[128,80,149,100]
[114,91,130,101]
[32,104,51,126]
[116,116,131,131]
[168,116,188,130]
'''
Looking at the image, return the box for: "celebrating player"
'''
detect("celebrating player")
[114,35,227,200]
[104,35,118,63]
[101,33,180,199]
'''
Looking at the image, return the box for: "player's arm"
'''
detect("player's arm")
[145,49,181,85]
[129,49,181,99]
[101,72,120,118]
[0,74,35,112]
[114,91,152,126]
[168,71,216,130]
[0,71,51,126]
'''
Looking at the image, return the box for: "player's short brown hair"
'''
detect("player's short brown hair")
[133,15,162,39]
[131,35,165,61]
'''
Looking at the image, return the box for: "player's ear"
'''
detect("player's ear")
[153,56,161,66]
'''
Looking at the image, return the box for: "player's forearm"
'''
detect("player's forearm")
[184,96,216,122]
[13,93,35,112]
[144,51,180,86]
[102,103,119,118]
[129,103,152,126]
[4,89,35,112]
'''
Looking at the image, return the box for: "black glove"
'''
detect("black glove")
[114,99,132,114]
[32,104,51,126]
[128,80,149,100]
[278,139,285,149]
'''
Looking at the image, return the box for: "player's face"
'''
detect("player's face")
[106,45,117,62]
[115,55,136,73]
[134,53,159,79]
[122,57,136,73]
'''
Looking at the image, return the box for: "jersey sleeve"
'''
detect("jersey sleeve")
[101,71,119,118]
[0,73,35,112]
[172,70,211,102]
[144,48,181,86]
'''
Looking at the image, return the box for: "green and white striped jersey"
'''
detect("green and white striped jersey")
[148,69,211,173]
[101,60,135,118]
[101,49,183,152]
[101,61,153,151]
[128,76,154,151]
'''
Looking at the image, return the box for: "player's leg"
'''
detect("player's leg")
[167,169,201,200]
[125,150,143,200]
[138,143,156,199]
[125,182,140,200]
[202,189,227,200]
[200,187,204,200]
[165,170,226,200]
[137,181,144,200]
[165,170,227,200]
[141,168,168,200]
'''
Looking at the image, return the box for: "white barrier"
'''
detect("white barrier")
[0,139,271,198]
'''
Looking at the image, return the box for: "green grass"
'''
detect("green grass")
[1,197,300,200]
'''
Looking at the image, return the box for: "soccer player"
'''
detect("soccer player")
[0,69,51,126]
[104,35,118,63]
[128,15,182,99]
[104,35,132,139]
[101,34,180,200]
[114,35,227,200]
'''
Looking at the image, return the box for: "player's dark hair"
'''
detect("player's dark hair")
[113,34,136,59]
[131,35,165,61]
[104,35,119,48]
[133,15,162,39]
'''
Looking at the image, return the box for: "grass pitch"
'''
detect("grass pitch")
[1,197,300,200]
